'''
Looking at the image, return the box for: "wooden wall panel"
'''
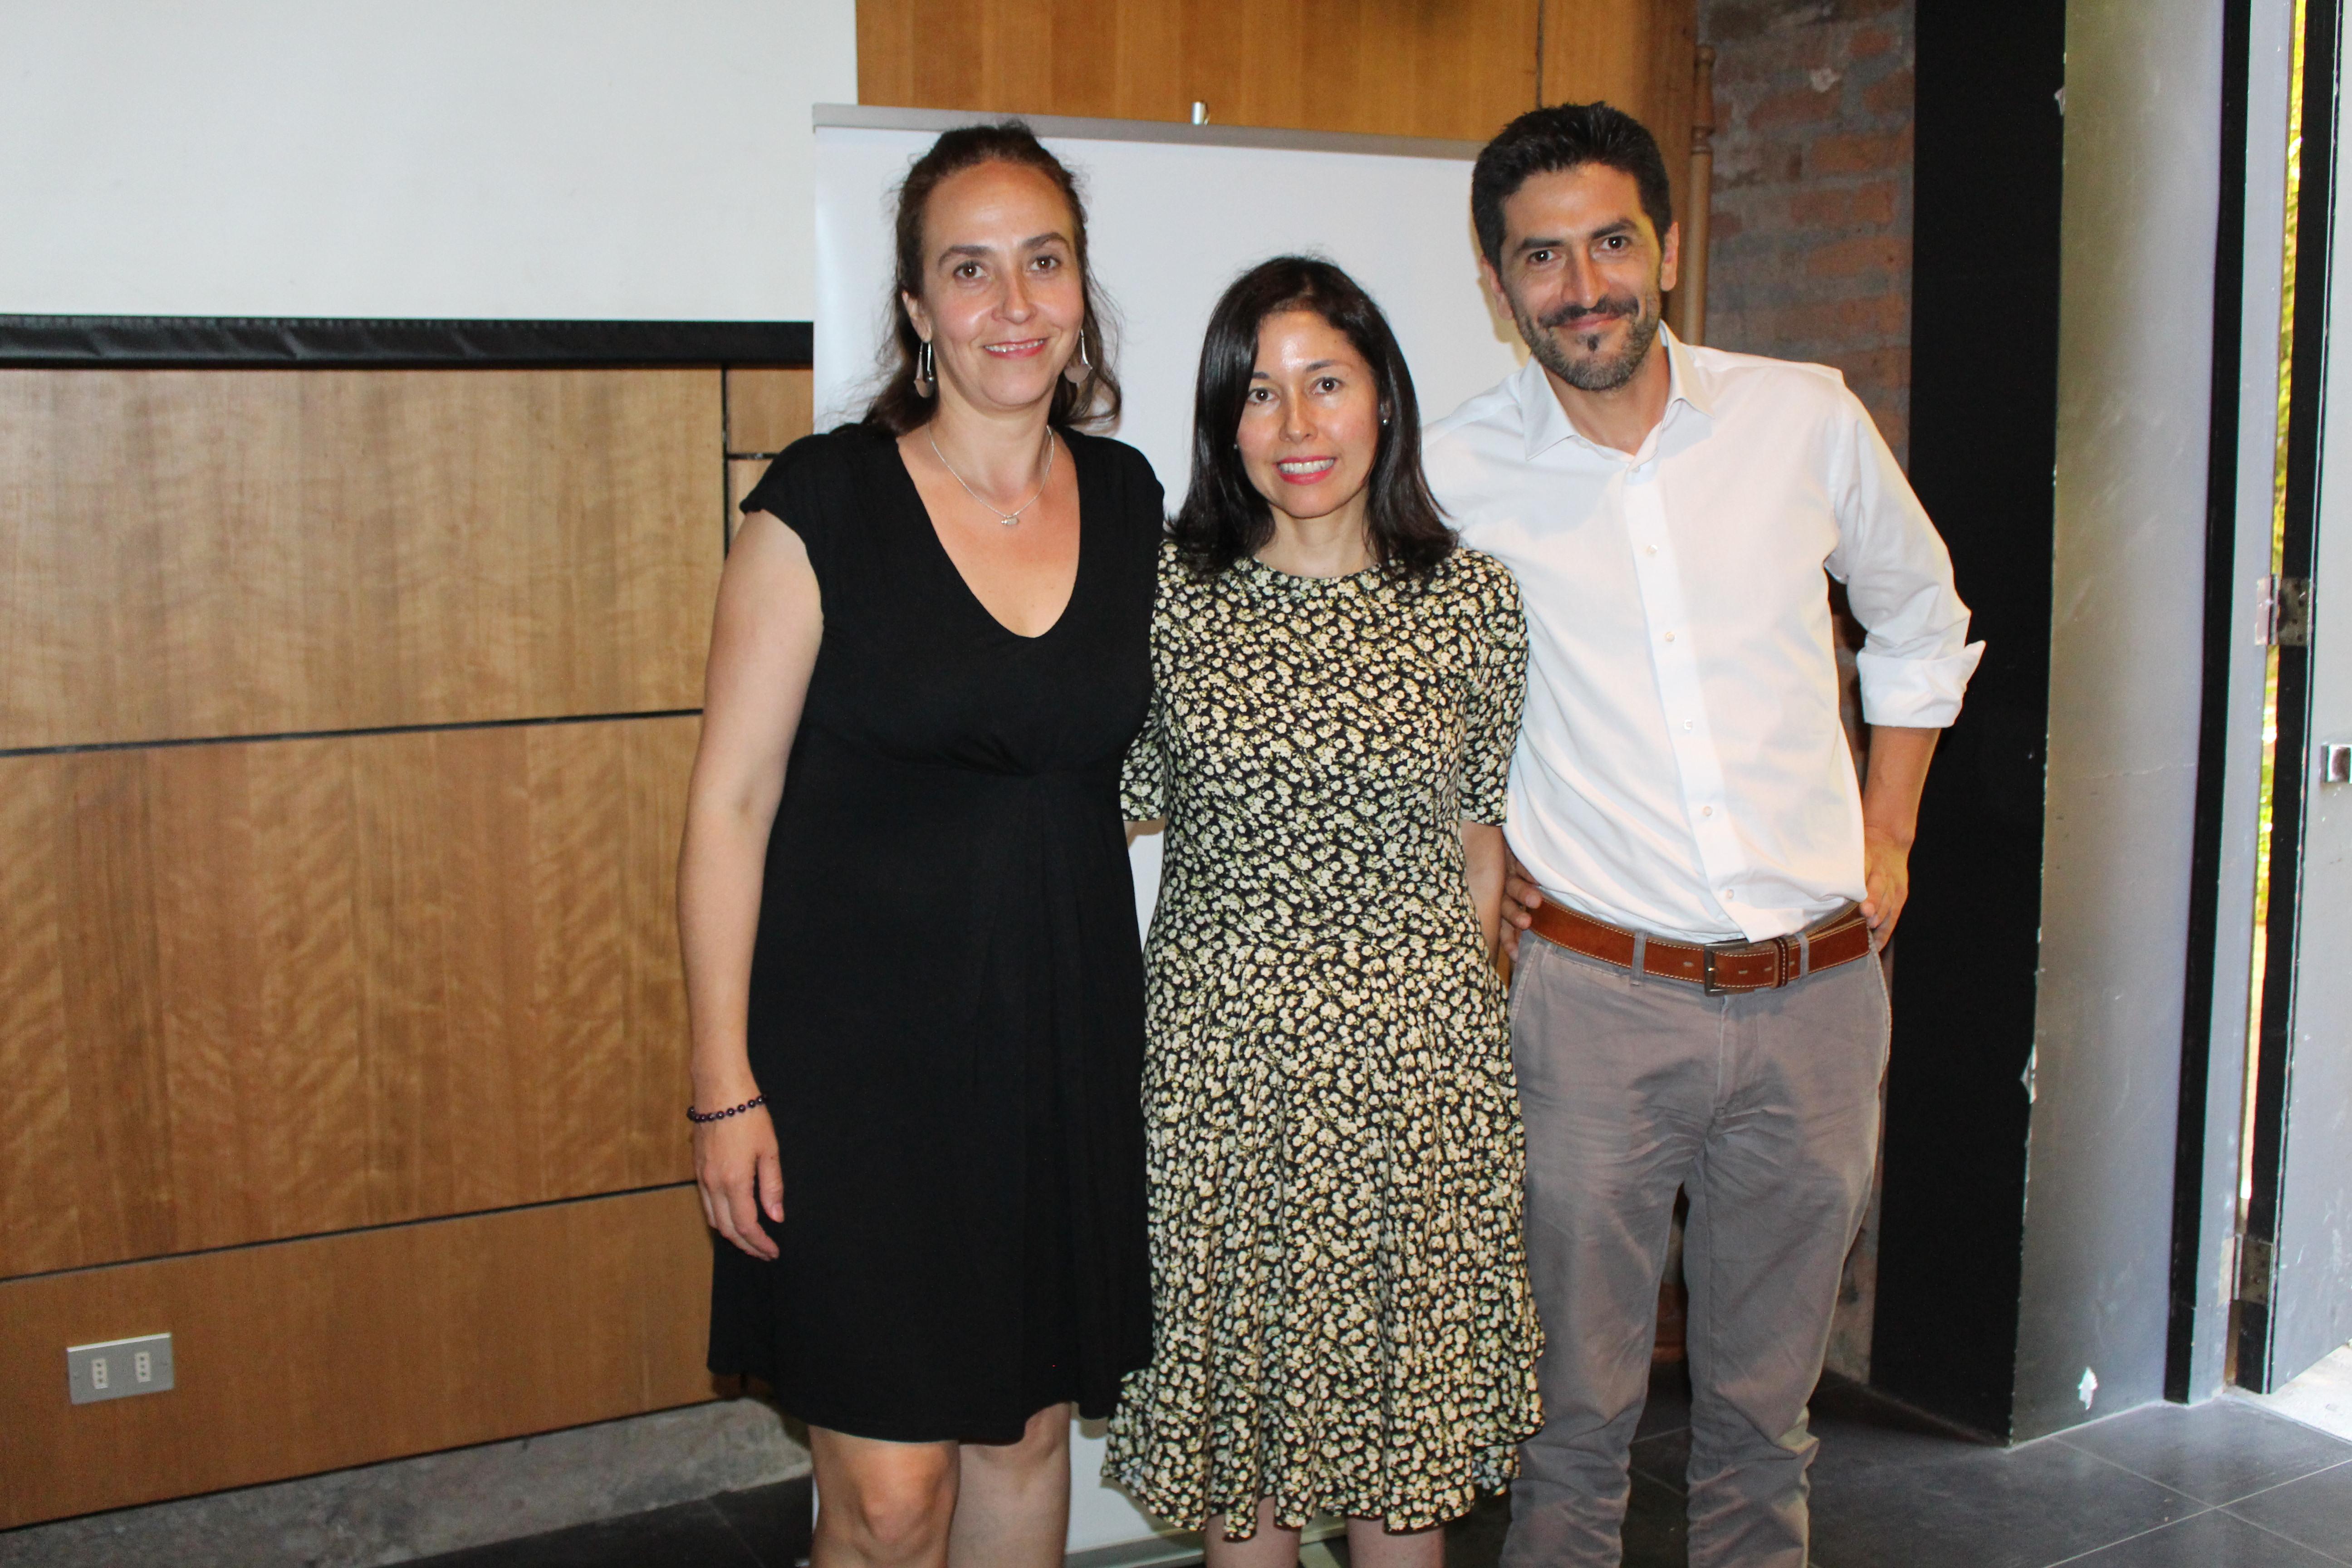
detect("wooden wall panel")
[859,0,1541,143]
[0,1186,715,1529]
[1540,0,1700,235]
[0,716,698,1280]
[0,369,722,750]
[0,767,78,1276]
[725,367,816,454]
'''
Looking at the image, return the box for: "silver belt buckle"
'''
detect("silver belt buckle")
[1702,935,1793,994]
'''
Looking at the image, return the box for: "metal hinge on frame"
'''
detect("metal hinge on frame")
[2236,1233,2276,1309]
[2257,575,2313,647]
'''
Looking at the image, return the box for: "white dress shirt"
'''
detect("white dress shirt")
[1424,328,1983,944]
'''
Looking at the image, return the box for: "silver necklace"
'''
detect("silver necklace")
[928,428,1055,526]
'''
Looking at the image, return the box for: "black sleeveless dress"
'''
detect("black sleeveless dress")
[706,422,1160,1444]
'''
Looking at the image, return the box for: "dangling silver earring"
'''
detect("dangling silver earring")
[915,339,936,397]
[1065,325,1093,386]
[1077,327,1093,371]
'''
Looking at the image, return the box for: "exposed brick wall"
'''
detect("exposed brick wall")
[1700,0,1916,462]
[1682,1,1918,1384]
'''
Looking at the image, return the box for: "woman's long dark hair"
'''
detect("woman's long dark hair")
[863,121,1120,436]
[1172,256,1453,580]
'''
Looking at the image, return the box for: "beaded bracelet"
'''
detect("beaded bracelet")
[685,1094,767,1125]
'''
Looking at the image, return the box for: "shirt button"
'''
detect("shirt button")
[1702,805,1715,817]
[1664,631,1677,642]
[1684,720,1694,730]
[1645,545,1658,556]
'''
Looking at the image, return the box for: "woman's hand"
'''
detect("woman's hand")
[678,512,819,1266]
[695,1106,784,1261]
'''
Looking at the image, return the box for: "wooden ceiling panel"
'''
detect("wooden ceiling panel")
[858,0,1542,143]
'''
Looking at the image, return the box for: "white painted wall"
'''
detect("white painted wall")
[0,0,855,319]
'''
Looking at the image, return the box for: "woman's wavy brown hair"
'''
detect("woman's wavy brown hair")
[863,121,1121,436]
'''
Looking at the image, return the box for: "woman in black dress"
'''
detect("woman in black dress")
[677,122,1158,1568]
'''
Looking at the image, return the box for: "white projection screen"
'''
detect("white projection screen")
[813,105,1527,480]
[812,104,1529,1558]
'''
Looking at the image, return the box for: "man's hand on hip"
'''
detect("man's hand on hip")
[1860,827,1911,941]
[1501,845,1543,964]
[1859,724,1940,946]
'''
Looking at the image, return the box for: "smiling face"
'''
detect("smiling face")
[1482,162,1680,393]
[1235,308,1383,536]
[901,160,1087,415]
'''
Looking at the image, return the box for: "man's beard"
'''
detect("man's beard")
[1512,284,1664,392]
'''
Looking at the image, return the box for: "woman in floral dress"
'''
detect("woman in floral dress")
[1105,256,1542,1567]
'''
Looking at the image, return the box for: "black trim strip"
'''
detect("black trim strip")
[0,316,810,368]
[0,1181,697,1287]
[2168,0,2256,1405]
[0,708,701,762]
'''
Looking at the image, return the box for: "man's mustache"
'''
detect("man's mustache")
[1538,294,1642,331]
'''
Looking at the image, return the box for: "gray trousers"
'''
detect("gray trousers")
[1499,929,1889,1568]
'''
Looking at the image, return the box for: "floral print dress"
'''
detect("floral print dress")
[1103,542,1544,1537]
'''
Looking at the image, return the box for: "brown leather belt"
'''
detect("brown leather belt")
[1527,899,1874,994]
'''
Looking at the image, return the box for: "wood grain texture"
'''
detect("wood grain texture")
[858,0,1541,142]
[1539,0,1700,270]
[725,368,815,455]
[1539,0,1695,132]
[1538,0,1699,333]
[0,1185,715,1529]
[0,368,722,750]
[0,716,700,1280]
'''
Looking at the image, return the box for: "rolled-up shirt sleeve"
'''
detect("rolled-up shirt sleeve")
[1827,388,1985,728]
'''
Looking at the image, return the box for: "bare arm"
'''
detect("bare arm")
[1463,822,1508,963]
[1859,724,1940,940]
[677,512,823,1261]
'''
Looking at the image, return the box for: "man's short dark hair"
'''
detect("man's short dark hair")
[1470,102,1675,269]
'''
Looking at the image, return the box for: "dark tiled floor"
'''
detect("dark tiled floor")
[1431,1366,2352,1568]
[407,1477,809,1568]
[415,1370,2352,1568]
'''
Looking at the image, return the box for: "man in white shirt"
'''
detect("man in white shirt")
[1425,104,1981,1568]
